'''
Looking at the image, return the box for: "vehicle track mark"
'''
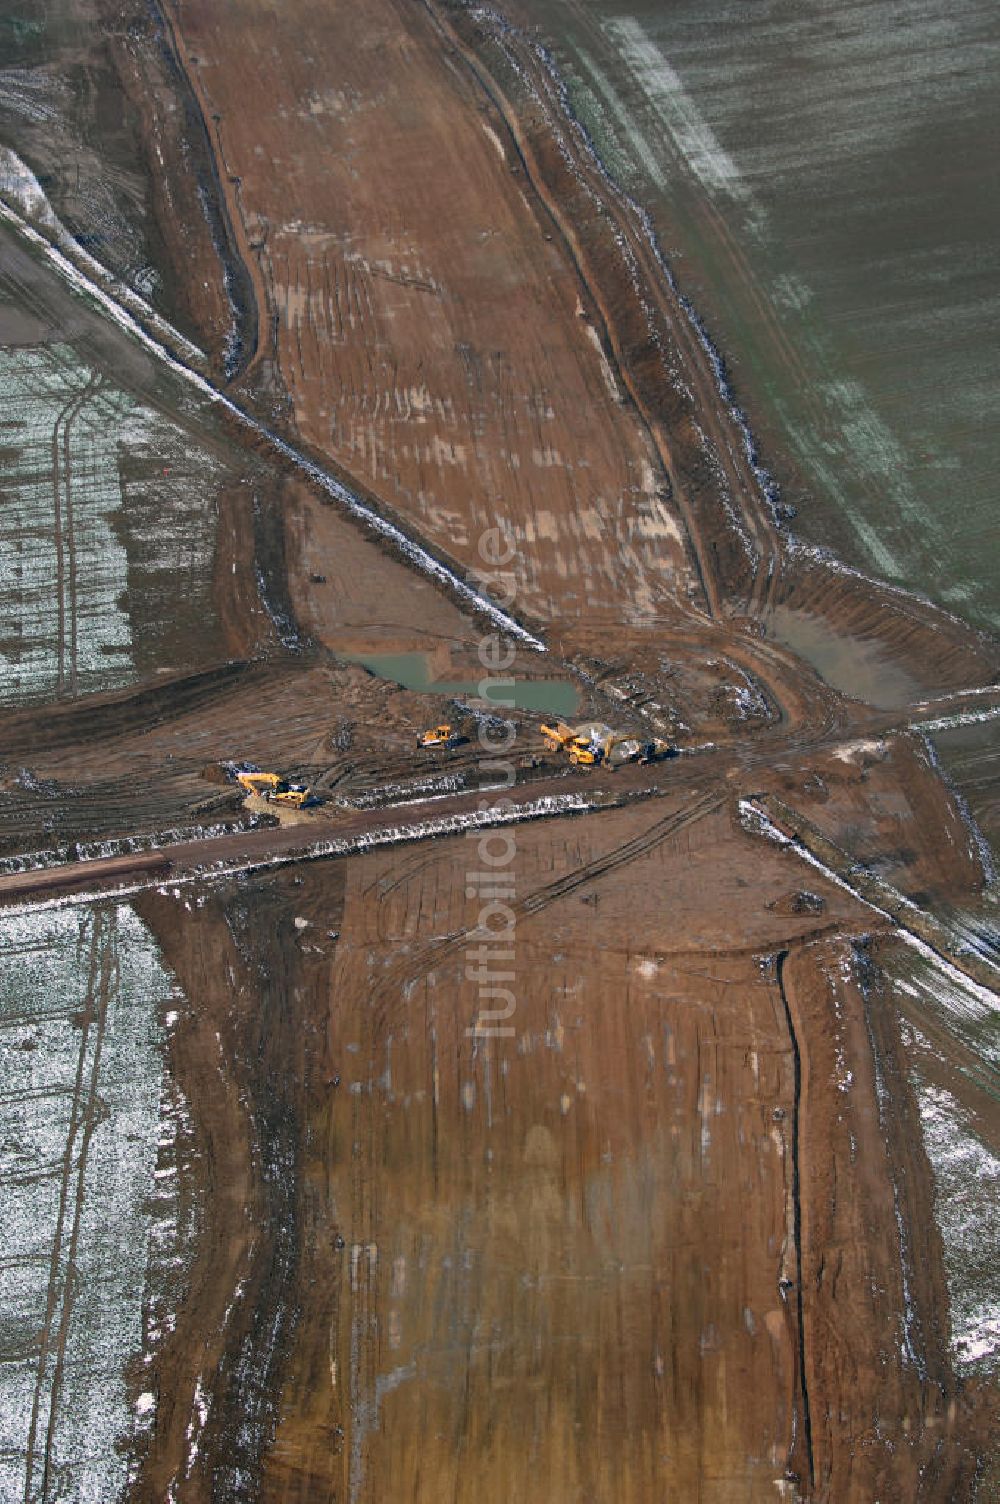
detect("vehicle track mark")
[21,907,111,1504]
[39,908,117,1501]
[370,790,722,1032]
[49,372,100,699]
[61,375,104,698]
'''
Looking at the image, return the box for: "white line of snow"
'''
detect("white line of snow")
[0,147,208,366]
[0,793,595,917]
[893,931,1000,1013]
[912,683,1000,708]
[738,799,1000,1008]
[911,705,1000,734]
[0,185,545,651]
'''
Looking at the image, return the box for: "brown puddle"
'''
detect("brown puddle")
[766,604,922,709]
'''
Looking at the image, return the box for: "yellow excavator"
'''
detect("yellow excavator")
[235,769,313,807]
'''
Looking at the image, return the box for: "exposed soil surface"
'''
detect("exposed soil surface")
[0,0,998,1499]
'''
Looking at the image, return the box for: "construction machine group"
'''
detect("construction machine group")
[540,721,673,770]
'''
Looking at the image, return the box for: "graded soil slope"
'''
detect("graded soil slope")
[161,0,698,632]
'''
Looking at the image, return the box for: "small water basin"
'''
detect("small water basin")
[347,651,580,718]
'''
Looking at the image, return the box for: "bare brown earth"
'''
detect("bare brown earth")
[161,0,704,634]
[104,801,990,1504]
[1,0,999,1499]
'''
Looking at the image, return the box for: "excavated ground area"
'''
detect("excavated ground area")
[123,802,991,1503]
[0,0,998,1500]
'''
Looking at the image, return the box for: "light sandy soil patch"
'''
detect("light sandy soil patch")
[166,0,696,630]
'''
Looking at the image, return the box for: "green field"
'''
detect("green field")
[528,0,1000,630]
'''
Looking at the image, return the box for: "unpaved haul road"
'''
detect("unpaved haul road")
[3,673,998,912]
[0,762,673,909]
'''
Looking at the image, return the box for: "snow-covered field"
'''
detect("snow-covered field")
[0,902,182,1501]
[0,342,220,704]
[0,346,134,701]
[892,952,1000,1377]
[907,1065,1000,1374]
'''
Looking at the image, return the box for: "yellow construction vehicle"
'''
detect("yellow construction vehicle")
[568,740,599,766]
[641,738,675,765]
[604,735,642,769]
[540,721,578,752]
[271,783,312,807]
[235,770,283,795]
[234,769,313,807]
[543,721,673,771]
[419,724,458,749]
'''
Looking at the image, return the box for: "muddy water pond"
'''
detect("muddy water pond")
[348,650,580,717]
[765,605,921,708]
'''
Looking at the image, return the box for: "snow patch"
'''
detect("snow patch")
[602,19,751,206]
[0,903,177,1499]
[902,1042,1000,1376]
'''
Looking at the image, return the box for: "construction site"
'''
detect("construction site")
[0,0,997,1500]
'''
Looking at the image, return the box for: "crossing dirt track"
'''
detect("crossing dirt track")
[0,0,998,1500]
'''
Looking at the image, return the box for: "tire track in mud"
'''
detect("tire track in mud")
[21,906,116,1504]
[49,388,70,699]
[520,787,722,914]
[367,789,723,1033]
[338,795,718,1504]
[53,373,104,698]
[39,913,118,1501]
[15,354,97,700]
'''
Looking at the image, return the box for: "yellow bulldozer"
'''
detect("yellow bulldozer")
[418,723,460,749]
